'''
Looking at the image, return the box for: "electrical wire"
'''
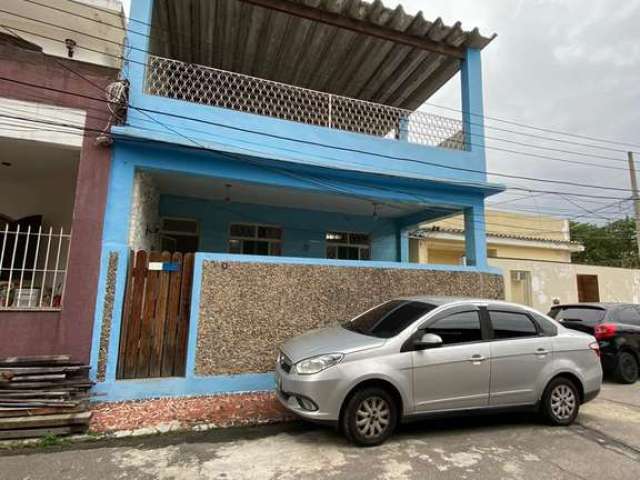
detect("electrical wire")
[1,71,636,198]
[3,114,637,241]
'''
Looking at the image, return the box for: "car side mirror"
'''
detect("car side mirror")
[413,333,443,350]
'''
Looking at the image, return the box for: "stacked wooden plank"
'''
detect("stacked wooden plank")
[0,355,93,440]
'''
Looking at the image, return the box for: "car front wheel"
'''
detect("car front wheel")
[614,351,639,384]
[542,377,580,426]
[341,387,397,447]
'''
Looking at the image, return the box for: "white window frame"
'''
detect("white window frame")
[160,217,200,237]
[326,231,371,261]
[228,223,283,256]
[159,217,200,253]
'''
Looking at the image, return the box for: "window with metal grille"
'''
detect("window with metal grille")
[0,224,71,310]
[229,223,282,256]
[160,217,199,253]
[326,231,371,261]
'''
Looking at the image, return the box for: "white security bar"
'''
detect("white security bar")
[0,225,71,310]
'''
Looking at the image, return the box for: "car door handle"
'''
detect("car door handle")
[536,348,549,356]
[469,354,486,362]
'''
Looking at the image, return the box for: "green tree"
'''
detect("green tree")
[570,217,640,268]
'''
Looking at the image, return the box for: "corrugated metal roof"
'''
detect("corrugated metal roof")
[149,0,495,110]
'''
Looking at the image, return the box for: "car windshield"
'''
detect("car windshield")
[343,300,436,338]
[548,307,606,326]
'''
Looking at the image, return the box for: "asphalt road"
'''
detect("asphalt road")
[1,382,639,480]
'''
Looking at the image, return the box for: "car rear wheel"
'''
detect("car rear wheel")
[542,377,580,426]
[341,387,397,447]
[614,351,639,384]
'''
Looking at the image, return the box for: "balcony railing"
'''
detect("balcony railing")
[145,55,466,151]
[0,225,71,310]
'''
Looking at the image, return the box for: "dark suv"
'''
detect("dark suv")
[549,303,640,383]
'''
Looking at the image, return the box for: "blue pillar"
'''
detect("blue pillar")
[398,115,410,141]
[398,228,410,263]
[89,146,137,381]
[125,0,154,107]
[464,204,487,268]
[461,48,486,170]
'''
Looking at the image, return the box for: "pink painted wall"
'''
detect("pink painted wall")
[0,43,117,362]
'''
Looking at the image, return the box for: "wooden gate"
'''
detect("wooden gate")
[117,251,194,379]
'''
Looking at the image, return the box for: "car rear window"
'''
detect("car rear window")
[548,307,605,326]
[344,300,436,338]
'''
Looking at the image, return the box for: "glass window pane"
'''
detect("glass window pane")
[613,306,640,326]
[270,242,282,256]
[162,218,198,234]
[326,246,337,259]
[258,226,282,240]
[230,224,256,238]
[490,311,538,339]
[255,241,269,255]
[229,239,242,254]
[349,233,370,245]
[326,231,347,243]
[548,307,605,326]
[426,311,482,344]
[344,301,436,338]
[360,247,370,260]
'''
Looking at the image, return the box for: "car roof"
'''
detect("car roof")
[398,296,528,310]
[552,302,637,310]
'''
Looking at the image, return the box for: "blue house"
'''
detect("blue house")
[89,0,505,417]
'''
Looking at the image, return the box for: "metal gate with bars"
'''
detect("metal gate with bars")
[117,251,194,379]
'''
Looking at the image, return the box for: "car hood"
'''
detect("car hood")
[280,326,386,363]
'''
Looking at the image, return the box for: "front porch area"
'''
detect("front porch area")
[129,167,489,266]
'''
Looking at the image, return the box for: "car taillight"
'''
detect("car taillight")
[589,341,601,358]
[594,323,617,340]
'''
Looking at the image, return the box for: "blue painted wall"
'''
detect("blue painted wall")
[159,195,398,261]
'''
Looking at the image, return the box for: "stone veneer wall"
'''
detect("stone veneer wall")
[195,261,504,375]
[96,252,118,382]
[128,171,160,251]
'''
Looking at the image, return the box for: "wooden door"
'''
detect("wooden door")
[577,274,600,302]
[117,251,194,379]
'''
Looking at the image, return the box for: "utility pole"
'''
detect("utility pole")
[628,151,640,256]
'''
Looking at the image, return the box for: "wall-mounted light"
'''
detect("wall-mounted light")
[65,39,76,58]
[224,183,232,203]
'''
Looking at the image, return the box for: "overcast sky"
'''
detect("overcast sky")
[122,0,640,224]
[397,0,640,223]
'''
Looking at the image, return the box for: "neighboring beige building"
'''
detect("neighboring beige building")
[411,210,640,312]
[410,210,584,264]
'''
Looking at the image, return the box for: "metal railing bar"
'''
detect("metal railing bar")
[16,225,30,308]
[30,225,42,293]
[50,227,63,308]
[5,224,19,308]
[38,226,53,308]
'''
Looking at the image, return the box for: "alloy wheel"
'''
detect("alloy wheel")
[355,396,390,439]
[550,384,576,420]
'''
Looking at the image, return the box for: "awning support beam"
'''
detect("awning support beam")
[237,0,466,59]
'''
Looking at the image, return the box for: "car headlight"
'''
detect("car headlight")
[295,353,344,375]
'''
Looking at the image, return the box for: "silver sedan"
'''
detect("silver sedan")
[276,297,602,446]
